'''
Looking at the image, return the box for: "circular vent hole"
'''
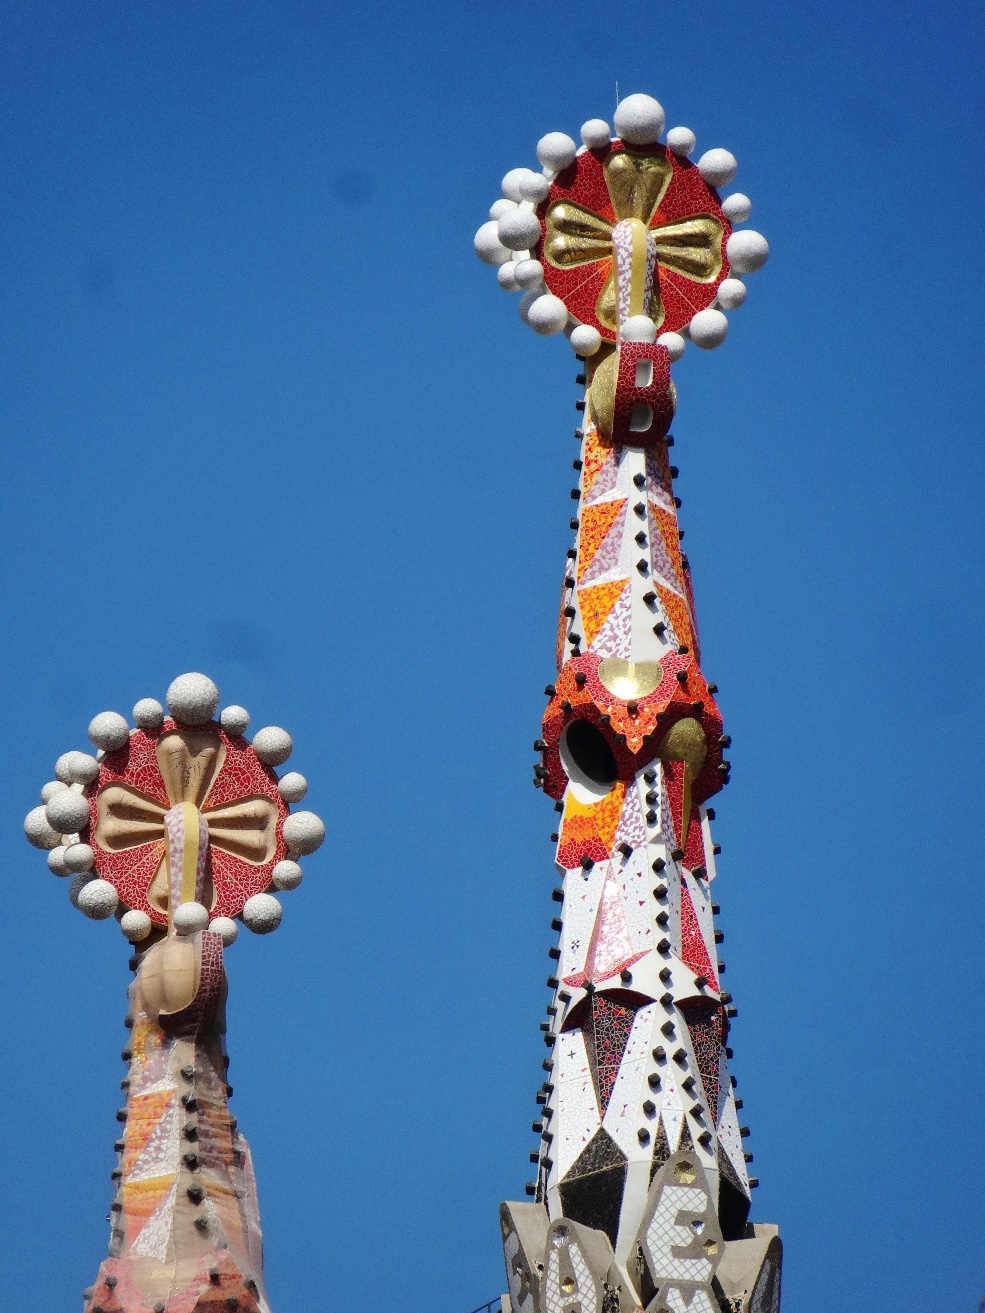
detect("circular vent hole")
[560,719,618,794]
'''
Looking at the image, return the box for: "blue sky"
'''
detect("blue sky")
[1,1,983,1309]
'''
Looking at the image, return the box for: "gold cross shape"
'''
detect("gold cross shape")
[544,150,725,333]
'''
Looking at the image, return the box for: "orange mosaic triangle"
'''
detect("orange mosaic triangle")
[650,505,685,590]
[578,578,628,646]
[656,583,694,651]
[577,499,626,583]
[580,427,610,498]
[123,1089,175,1177]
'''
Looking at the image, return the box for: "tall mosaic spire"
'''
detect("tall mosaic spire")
[474,95,780,1313]
[23,673,325,1313]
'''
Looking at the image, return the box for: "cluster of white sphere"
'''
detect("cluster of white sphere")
[473,93,769,355]
[24,672,325,943]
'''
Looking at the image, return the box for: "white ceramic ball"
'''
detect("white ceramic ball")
[497,262,519,292]
[220,705,250,736]
[501,168,530,202]
[173,901,210,935]
[722,192,752,223]
[55,750,100,786]
[45,788,91,836]
[47,845,69,876]
[132,698,165,730]
[569,324,603,356]
[63,842,95,873]
[121,909,152,942]
[614,94,665,145]
[726,229,769,273]
[689,308,730,349]
[536,132,577,171]
[166,672,219,725]
[527,294,568,336]
[666,126,696,157]
[252,726,292,766]
[514,259,544,291]
[621,315,657,343]
[697,148,738,189]
[277,772,308,803]
[489,198,517,220]
[209,916,239,946]
[518,289,541,325]
[25,805,62,849]
[282,810,325,855]
[657,331,687,362]
[88,711,130,752]
[717,278,747,309]
[242,892,283,935]
[497,205,542,252]
[580,119,611,149]
[519,173,550,204]
[271,859,303,891]
[78,878,118,920]
[41,780,68,803]
[68,871,97,908]
[474,220,512,266]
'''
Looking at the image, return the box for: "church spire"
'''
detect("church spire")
[475,94,780,1313]
[24,672,325,1313]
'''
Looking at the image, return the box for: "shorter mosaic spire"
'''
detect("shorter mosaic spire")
[24,673,325,1313]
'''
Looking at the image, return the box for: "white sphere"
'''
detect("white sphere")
[166,672,219,726]
[173,901,210,935]
[717,278,747,310]
[580,119,612,149]
[722,192,752,223]
[519,172,551,204]
[474,219,512,267]
[121,909,152,942]
[25,805,62,849]
[55,750,100,786]
[88,711,130,752]
[63,842,95,873]
[527,294,568,336]
[614,94,665,145]
[689,308,730,349]
[621,315,657,344]
[536,132,577,171]
[501,168,530,202]
[282,810,325,855]
[657,331,687,362]
[242,892,283,935]
[78,878,118,920]
[132,698,165,730]
[570,324,603,356]
[220,705,250,736]
[252,725,292,766]
[211,913,240,945]
[697,148,738,189]
[271,859,303,891]
[209,916,239,946]
[47,845,69,876]
[41,780,68,803]
[489,198,517,220]
[497,262,520,292]
[514,259,545,291]
[45,788,91,836]
[666,126,696,157]
[497,205,542,252]
[518,289,541,325]
[68,871,97,908]
[277,772,308,803]
[726,229,769,274]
